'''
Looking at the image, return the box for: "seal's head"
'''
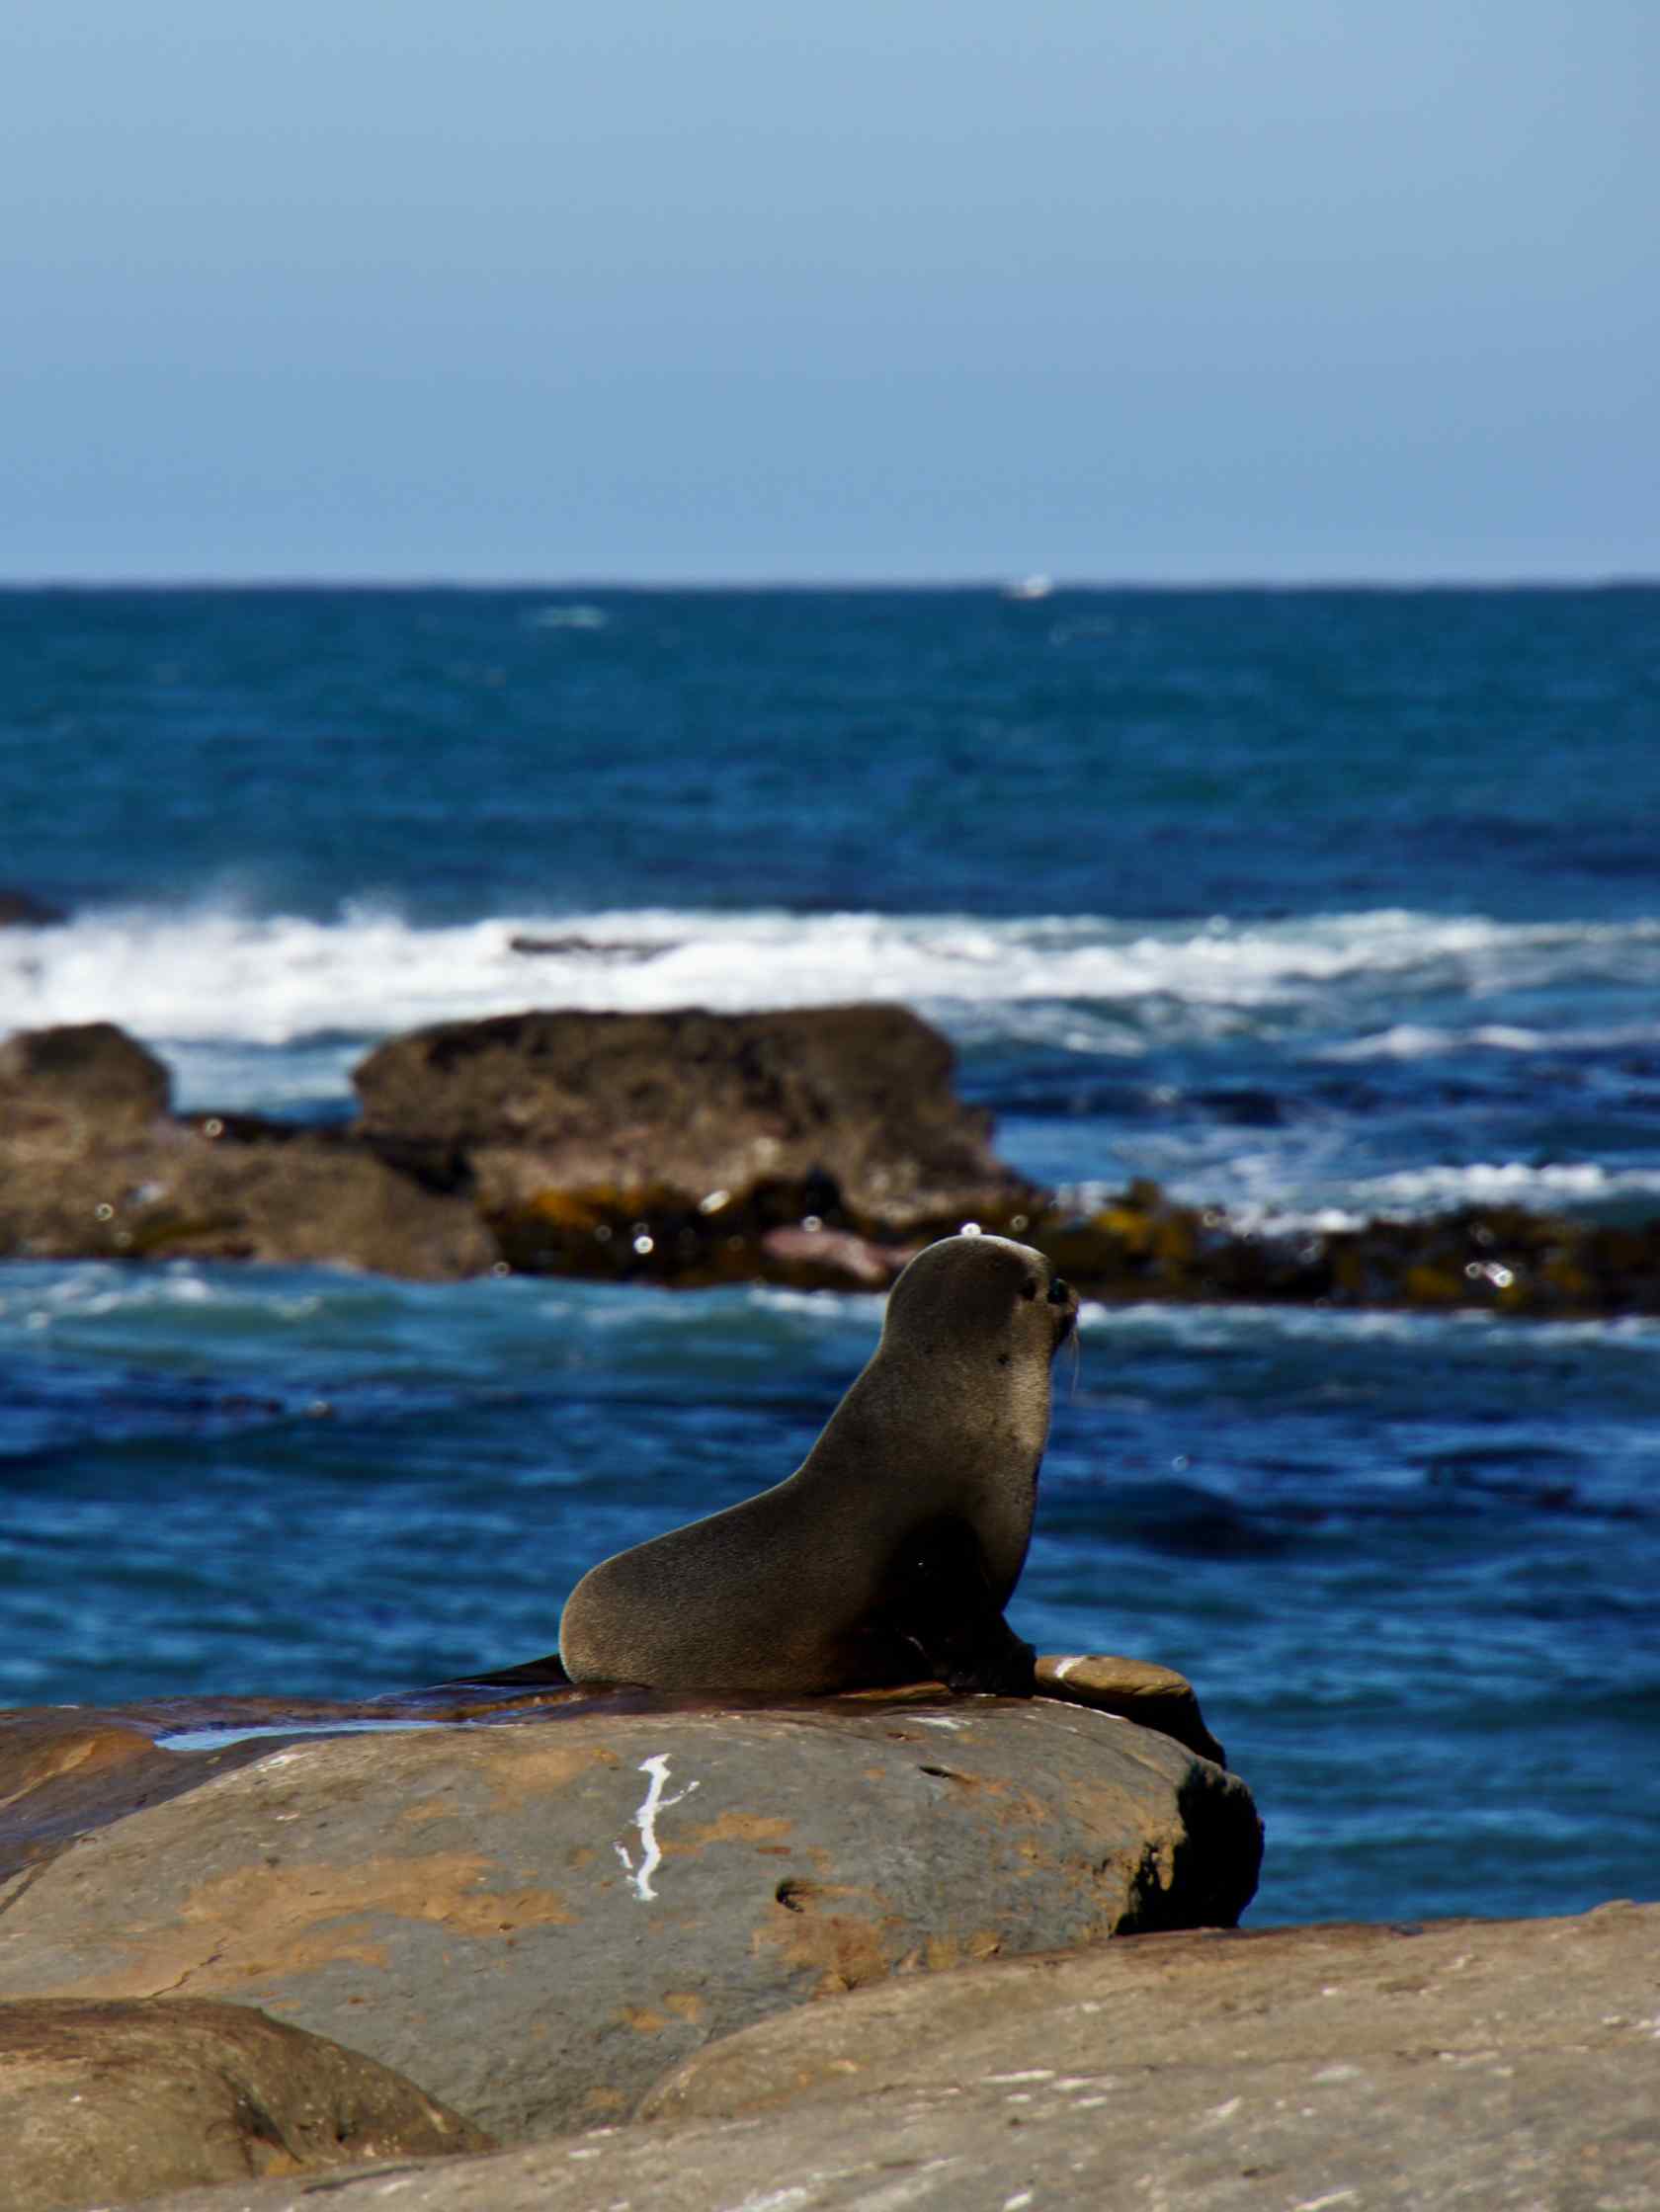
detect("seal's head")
[880,1231,1077,1366]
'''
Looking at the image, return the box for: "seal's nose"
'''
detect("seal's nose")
[1047,1274,1072,1306]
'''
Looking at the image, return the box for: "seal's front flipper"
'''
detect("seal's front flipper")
[933,1614,1038,1697]
[887,1516,1037,1698]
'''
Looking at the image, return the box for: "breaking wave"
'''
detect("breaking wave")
[5,902,1659,1055]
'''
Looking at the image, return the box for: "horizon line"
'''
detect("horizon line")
[1,573,1656,594]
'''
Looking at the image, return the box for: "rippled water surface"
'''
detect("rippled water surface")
[5,1263,1656,1926]
[3,587,1658,1925]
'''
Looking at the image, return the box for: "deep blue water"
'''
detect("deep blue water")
[3,585,1658,1926]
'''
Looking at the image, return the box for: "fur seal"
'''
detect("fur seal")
[558,1232,1078,1696]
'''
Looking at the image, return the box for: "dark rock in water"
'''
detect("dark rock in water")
[1030,1180,1660,1320]
[0,1129,494,1279]
[0,1663,1259,2143]
[353,1004,1039,1233]
[0,888,67,929]
[489,1178,925,1290]
[0,1023,494,1279]
[0,1997,490,2212]
[0,1022,170,1141]
[7,1013,1660,1312]
[507,933,675,961]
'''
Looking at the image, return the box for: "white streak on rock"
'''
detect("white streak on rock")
[614,1752,701,1903]
[850,2162,958,2209]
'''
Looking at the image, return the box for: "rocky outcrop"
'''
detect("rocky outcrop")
[7,1013,1660,1310]
[634,1903,1660,2201]
[7,1675,1649,2212]
[0,1023,495,1279]
[353,1003,1037,1232]
[0,1022,169,1142]
[1,1998,490,2212]
[107,1902,1660,2212]
[0,1008,1030,1284]
[0,1669,1259,2143]
[1033,1175,1660,1317]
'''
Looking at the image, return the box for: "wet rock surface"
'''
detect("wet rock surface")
[128,1903,1660,2212]
[1,1997,490,2212]
[0,1671,1259,2144]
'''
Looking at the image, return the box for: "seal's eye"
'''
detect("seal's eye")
[1020,1277,1038,1300]
[1047,1275,1072,1306]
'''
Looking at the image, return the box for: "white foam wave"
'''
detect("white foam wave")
[4,903,1660,1116]
[1150,1158,1660,1237]
[1075,1300,1660,1351]
[1352,1162,1660,1214]
[1326,1019,1660,1062]
[523,603,610,629]
[1323,1024,1542,1061]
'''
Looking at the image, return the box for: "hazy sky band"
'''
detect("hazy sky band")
[3,2,1653,580]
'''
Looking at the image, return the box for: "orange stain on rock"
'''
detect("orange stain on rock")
[17,1851,577,2002]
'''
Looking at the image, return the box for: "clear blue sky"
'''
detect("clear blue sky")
[3,2,1654,581]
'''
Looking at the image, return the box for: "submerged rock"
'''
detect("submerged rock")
[0,1997,489,2212]
[0,1668,1259,2142]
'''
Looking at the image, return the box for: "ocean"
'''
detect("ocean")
[2,583,1657,1926]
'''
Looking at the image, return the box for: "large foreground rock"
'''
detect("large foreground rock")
[139,1903,1660,2212]
[0,1681,1259,2142]
[1,1997,489,2212]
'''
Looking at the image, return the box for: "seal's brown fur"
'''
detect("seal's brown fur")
[558,1233,1077,1694]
